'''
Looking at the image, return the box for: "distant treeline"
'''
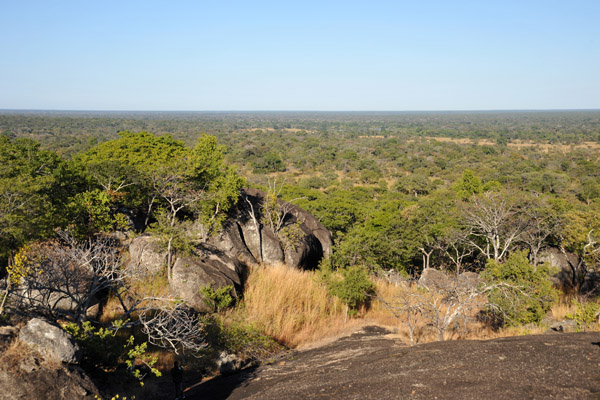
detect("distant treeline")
[1,110,600,156]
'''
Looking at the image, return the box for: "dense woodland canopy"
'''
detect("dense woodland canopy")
[1,110,600,292]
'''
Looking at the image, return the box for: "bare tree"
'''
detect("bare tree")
[244,192,264,263]
[261,177,305,233]
[381,271,522,342]
[139,303,208,356]
[243,178,306,263]
[9,230,128,322]
[437,227,474,275]
[462,191,525,262]
[519,197,563,266]
[150,169,209,282]
[378,284,424,346]
[419,278,484,341]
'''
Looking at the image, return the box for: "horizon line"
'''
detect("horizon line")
[1,108,600,114]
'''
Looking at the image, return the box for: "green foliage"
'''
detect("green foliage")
[566,299,600,331]
[79,131,243,233]
[252,152,286,173]
[454,169,482,200]
[0,136,86,263]
[322,264,375,315]
[5,245,33,285]
[200,285,234,312]
[124,336,161,380]
[482,250,559,326]
[333,223,406,272]
[279,221,305,251]
[62,321,160,381]
[202,315,283,360]
[188,135,245,230]
[4,112,600,307]
[148,209,195,256]
[69,189,115,235]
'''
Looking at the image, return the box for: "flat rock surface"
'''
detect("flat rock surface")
[186,326,600,399]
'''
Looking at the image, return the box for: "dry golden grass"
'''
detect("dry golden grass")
[98,296,125,324]
[237,263,353,347]
[421,136,600,152]
[551,298,578,321]
[235,268,600,349]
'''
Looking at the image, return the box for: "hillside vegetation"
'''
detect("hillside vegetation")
[1,111,600,398]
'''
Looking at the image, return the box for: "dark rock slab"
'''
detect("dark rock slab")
[187,327,600,400]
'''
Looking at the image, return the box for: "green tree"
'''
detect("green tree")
[454,169,482,200]
[0,136,85,265]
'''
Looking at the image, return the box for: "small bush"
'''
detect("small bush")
[324,264,375,316]
[203,315,283,361]
[62,321,160,381]
[482,251,558,327]
[200,285,234,312]
[566,299,600,331]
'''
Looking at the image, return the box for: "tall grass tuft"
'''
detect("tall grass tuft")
[239,263,355,347]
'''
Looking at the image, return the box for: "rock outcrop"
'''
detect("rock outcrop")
[125,234,166,276]
[210,188,332,270]
[539,247,600,293]
[125,188,332,311]
[18,318,81,364]
[0,362,100,400]
[216,351,243,375]
[545,319,578,334]
[190,329,600,400]
[1,323,98,400]
[170,245,243,312]
[0,319,99,399]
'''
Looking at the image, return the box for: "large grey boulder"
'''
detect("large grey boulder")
[210,188,332,269]
[126,234,166,276]
[170,245,243,312]
[418,268,451,291]
[539,247,600,293]
[18,318,81,364]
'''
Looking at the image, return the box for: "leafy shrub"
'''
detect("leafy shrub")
[202,315,283,361]
[566,299,600,330]
[322,264,375,316]
[482,250,558,327]
[200,285,234,312]
[62,321,160,380]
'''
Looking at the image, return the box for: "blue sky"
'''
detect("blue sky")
[1,1,598,111]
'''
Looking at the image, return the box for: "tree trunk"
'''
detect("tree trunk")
[167,237,173,283]
[0,281,10,316]
[437,328,444,342]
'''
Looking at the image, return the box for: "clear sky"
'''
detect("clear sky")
[1,1,598,111]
